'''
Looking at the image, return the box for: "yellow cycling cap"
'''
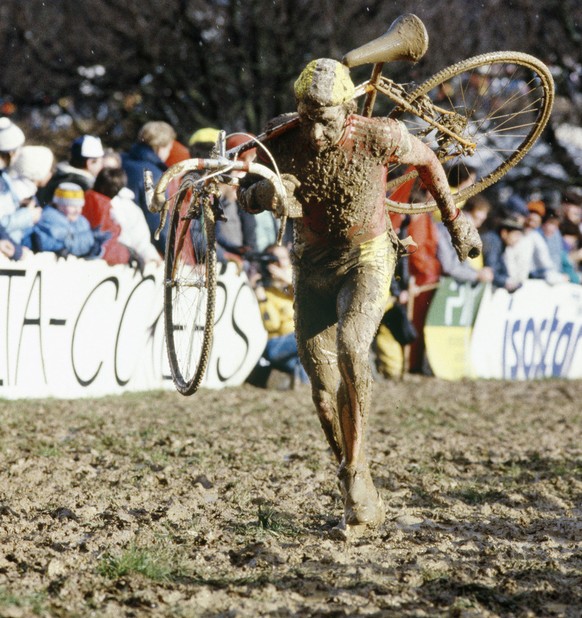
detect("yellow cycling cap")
[294,58,355,107]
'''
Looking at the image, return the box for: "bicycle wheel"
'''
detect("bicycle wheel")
[164,177,217,395]
[386,51,554,213]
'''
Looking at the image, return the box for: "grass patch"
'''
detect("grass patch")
[257,504,299,537]
[0,588,46,615]
[97,543,185,582]
[453,485,506,505]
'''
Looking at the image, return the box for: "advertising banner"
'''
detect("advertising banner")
[0,256,267,399]
[470,281,582,380]
[424,277,486,380]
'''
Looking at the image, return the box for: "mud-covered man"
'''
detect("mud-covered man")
[240,58,481,537]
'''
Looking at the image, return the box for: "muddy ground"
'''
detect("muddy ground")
[0,376,580,617]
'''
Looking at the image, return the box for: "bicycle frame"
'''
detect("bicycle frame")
[355,76,477,153]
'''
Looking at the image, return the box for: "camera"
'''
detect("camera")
[246,251,279,287]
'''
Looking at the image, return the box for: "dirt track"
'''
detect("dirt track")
[0,376,580,617]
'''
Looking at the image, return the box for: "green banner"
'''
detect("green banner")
[424,279,487,380]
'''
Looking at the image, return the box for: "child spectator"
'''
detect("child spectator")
[25,182,105,259]
[92,167,161,266]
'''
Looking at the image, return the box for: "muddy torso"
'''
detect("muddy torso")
[264,114,408,254]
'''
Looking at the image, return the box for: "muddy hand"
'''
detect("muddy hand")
[444,210,482,261]
[279,173,302,218]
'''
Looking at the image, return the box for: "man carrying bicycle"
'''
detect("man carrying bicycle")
[240,57,481,538]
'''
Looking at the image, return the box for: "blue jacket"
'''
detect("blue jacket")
[122,143,168,253]
[0,222,23,260]
[24,206,98,258]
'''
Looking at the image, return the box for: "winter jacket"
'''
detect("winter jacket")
[122,143,168,253]
[24,205,99,258]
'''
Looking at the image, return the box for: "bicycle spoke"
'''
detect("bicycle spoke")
[386,52,553,212]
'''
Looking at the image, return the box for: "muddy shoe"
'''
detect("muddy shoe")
[333,463,385,539]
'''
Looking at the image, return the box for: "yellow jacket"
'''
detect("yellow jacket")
[258,287,294,338]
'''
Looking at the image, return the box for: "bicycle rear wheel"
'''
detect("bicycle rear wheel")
[164,177,217,395]
[386,51,554,212]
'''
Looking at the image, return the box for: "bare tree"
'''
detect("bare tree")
[1,0,580,152]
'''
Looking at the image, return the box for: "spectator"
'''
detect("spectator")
[437,194,494,284]
[0,117,40,243]
[249,243,308,388]
[373,232,412,380]
[92,166,161,266]
[165,139,191,167]
[560,219,582,276]
[522,200,567,284]
[24,182,105,259]
[559,187,582,275]
[482,216,525,292]
[215,134,258,265]
[82,188,134,267]
[10,144,54,200]
[0,222,28,261]
[101,148,123,169]
[405,186,442,374]
[122,120,176,253]
[188,127,220,158]
[539,206,580,283]
[560,186,582,235]
[38,135,105,204]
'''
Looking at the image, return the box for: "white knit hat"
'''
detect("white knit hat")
[0,117,25,152]
[11,145,54,183]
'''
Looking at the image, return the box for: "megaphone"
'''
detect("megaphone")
[343,14,429,68]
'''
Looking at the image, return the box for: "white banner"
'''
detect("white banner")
[471,280,582,379]
[0,255,267,399]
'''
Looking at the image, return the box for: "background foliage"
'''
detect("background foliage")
[1,0,581,155]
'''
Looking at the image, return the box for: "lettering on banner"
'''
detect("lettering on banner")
[0,268,28,386]
[214,279,252,383]
[502,302,582,379]
[114,274,158,386]
[443,281,476,327]
[73,276,120,387]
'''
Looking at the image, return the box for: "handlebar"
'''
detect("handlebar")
[144,156,288,216]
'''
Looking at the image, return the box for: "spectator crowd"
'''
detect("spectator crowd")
[1,116,581,387]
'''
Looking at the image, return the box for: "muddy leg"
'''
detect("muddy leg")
[297,324,343,463]
[335,310,385,530]
[332,253,392,534]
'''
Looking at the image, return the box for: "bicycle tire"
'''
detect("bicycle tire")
[385,51,554,213]
[164,177,217,396]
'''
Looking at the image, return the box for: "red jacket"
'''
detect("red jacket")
[83,190,131,266]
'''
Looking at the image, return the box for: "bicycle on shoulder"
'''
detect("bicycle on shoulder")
[146,13,554,396]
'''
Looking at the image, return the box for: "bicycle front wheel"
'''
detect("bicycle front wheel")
[164,178,217,395]
[386,51,554,212]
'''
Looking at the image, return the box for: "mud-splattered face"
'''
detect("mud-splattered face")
[297,103,347,152]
